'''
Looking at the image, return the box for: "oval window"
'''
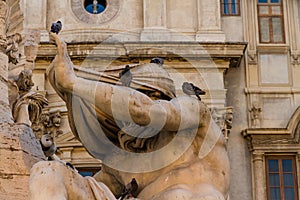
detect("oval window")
[84,0,107,14]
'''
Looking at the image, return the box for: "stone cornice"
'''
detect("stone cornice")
[37,42,247,60]
[243,106,300,151]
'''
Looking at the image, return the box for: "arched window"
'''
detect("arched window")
[84,0,107,14]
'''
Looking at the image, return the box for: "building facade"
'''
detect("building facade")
[2,0,300,199]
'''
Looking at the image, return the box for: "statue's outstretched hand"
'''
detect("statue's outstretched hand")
[49,32,68,60]
[49,32,75,91]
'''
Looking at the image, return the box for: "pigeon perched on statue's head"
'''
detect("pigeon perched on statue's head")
[150,57,164,66]
[50,21,62,34]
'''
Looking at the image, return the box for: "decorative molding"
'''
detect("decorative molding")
[210,106,233,142]
[291,53,300,65]
[8,69,48,126]
[243,106,300,151]
[6,33,22,64]
[71,0,121,24]
[37,42,247,60]
[247,50,257,65]
[32,110,63,140]
[249,102,262,128]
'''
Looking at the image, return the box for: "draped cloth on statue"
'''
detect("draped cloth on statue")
[46,62,177,170]
[85,176,117,200]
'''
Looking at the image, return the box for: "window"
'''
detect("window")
[221,0,240,16]
[257,0,285,43]
[84,0,107,14]
[266,156,298,200]
[78,167,101,177]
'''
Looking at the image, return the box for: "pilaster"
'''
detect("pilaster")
[22,0,48,42]
[196,0,225,42]
[140,0,170,41]
[252,152,266,200]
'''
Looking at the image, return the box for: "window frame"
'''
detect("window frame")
[257,0,285,44]
[221,0,241,16]
[265,155,299,200]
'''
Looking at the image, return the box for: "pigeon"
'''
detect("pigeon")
[40,134,57,160]
[120,178,138,200]
[150,57,164,66]
[66,162,75,170]
[50,21,62,34]
[182,82,206,101]
[119,65,133,87]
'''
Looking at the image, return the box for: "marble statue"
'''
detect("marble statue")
[8,69,48,126]
[29,32,230,200]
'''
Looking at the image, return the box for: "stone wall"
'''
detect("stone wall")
[0,124,45,200]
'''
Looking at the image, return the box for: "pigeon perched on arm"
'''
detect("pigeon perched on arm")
[50,21,62,34]
[182,82,206,101]
[120,178,138,200]
[119,65,132,87]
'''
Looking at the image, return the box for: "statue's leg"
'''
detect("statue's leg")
[29,161,95,200]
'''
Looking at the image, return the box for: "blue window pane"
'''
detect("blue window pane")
[271,0,280,3]
[223,0,229,14]
[86,4,105,14]
[283,174,294,186]
[282,159,293,172]
[259,0,268,3]
[270,188,281,200]
[268,160,279,172]
[231,0,236,14]
[269,173,280,186]
[79,171,93,177]
[284,188,295,200]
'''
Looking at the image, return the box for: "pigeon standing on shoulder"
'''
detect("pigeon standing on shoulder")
[150,57,164,66]
[182,82,206,101]
[50,21,62,34]
[120,178,138,200]
[119,65,133,87]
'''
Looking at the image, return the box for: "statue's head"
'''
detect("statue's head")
[16,69,34,92]
[51,111,61,127]
[122,62,176,100]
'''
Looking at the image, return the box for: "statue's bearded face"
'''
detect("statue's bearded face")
[52,112,61,127]
[17,70,34,91]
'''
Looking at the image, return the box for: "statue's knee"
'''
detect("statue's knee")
[30,161,69,177]
[30,161,69,189]
[30,161,69,199]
